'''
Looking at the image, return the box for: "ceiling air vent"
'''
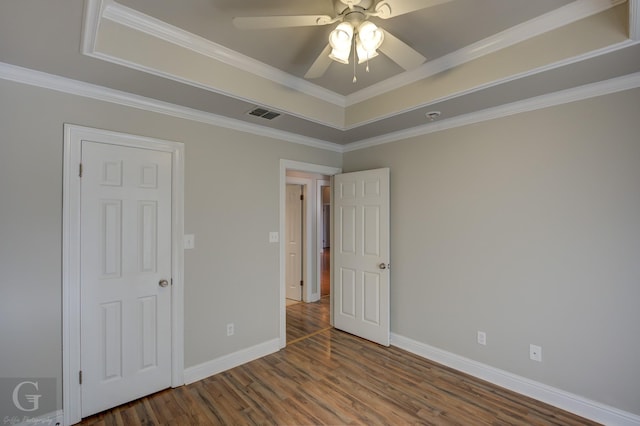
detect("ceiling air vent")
[248,107,281,120]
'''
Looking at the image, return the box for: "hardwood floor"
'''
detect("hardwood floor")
[286,296,330,343]
[320,248,330,297]
[81,301,596,425]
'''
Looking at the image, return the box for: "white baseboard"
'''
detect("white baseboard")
[183,338,280,385]
[391,333,640,426]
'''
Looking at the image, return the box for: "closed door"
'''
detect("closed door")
[80,141,172,417]
[333,168,390,346]
[285,184,303,301]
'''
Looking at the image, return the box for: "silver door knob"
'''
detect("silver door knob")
[159,279,169,288]
[379,263,388,270]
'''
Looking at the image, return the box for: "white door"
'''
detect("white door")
[333,168,390,346]
[80,141,172,417]
[285,184,303,301]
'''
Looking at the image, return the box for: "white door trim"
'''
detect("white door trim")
[279,160,341,348]
[62,124,185,425]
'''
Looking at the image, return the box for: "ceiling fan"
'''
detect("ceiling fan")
[233,0,453,80]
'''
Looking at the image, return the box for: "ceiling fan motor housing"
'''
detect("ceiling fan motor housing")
[336,0,373,15]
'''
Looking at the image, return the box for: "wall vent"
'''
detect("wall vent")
[248,107,281,120]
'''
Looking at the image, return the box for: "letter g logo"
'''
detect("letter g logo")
[12,381,41,412]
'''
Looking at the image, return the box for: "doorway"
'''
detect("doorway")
[279,161,341,348]
[319,182,331,297]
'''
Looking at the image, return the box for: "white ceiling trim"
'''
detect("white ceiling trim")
[81,0,105,54]
[97,0,345,107]
[345,0,627,106]
[2,62,639,155]
[343,71,640,152]
[0,62,344,153]
[343,39,639,131]
[631,0,640,40]
[93,0,624,111]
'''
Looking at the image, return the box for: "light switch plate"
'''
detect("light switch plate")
[184,234,195,249]
[269,232,279,243]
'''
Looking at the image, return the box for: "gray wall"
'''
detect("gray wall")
[343,88,640,415]
[0,79,341,403]
[1,76,639,417]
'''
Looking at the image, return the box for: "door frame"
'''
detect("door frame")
[279,160,341,348]
[62,124,185,425]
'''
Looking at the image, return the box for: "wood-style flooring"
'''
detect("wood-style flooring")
[81,299,596,425]
[320,248,330,297]
[286,296,331,344]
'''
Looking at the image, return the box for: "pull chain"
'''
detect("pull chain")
[352,36,357,83]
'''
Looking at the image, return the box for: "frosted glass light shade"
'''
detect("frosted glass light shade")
[329,22,354,64]
[358,21,384,50]
[356,40,380,64]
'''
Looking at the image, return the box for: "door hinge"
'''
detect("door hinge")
[300,194,304,201]
[300,280,303,286]
[79,163,83,178]
[79,370,82,385]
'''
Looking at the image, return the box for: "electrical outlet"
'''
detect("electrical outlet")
[226,323,234,336]
[477,331,487,346]
[530,344,542,362]
[269,232,279,243]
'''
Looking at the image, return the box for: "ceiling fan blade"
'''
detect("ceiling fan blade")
[378,30,426,70]
[233,15,334,29]
[374,0,454,19]
[305,44,333,79]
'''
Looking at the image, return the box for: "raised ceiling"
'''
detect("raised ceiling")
[115,0,574,96]
[1,0,639,149]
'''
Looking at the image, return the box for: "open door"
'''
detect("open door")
[333,168,390,346]
[285,184,303,301]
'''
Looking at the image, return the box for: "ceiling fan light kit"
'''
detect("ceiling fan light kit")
[233,0,446,80]
[329,20,384,66]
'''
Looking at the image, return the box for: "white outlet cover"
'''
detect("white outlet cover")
[477,331,487,345]
[269,232,279,243]
[530,344,542,362]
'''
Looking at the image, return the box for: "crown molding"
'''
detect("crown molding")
[90,0,625,112]
[4,61,640,155]
[631,0,640,40]
[343,71,640,152]
[0,62,344,153]
[345,0,626,106]
[3,61,639,155]
[81,0,104,54]
[343,39,638,130]
[97,0,346,108]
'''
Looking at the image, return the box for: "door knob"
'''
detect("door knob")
[159,279,169,288]
[379,263,389,270]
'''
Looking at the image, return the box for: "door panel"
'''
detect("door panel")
[285,184,303,301]
[81,141,172,417]
[333,168,390,346]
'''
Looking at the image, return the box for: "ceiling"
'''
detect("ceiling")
[1,0,639,149]
[115,0,574,95]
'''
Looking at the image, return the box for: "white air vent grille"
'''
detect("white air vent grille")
[248,107,281,120]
